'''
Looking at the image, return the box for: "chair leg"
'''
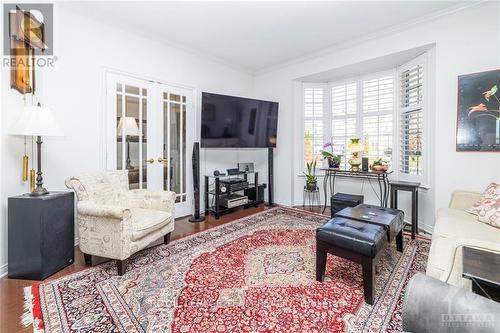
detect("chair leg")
[396,230,403,252]
[83,253,92,266]
[316,242,327,283]
[164,232,171,245]
[362,257,375,305]
[117,259,127,276]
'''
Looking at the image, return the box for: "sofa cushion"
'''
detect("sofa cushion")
[434,208,500,243]
[130,208,172,241]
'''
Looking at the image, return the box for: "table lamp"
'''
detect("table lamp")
[347,138,364,171]
[9,103,63,196]
[117,117,140,169]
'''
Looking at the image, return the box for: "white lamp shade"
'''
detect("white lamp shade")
[117,117,140,137]
[9,105,63,137]
[347,142,365,152]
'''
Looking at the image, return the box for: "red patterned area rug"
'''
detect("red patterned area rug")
[24,207,430,333]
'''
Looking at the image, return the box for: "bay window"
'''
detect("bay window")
[302,53,428,183]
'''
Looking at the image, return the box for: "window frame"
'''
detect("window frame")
[395,53,429,185]
[300,54,430,187]
[302,82,329,164]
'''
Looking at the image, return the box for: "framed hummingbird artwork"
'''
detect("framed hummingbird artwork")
[456,69,500,152]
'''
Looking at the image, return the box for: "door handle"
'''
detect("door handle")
[145,158,154,164]
[158,157,168,163]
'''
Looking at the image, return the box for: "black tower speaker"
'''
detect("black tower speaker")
[267,147,274,206]
[189,142,205,222]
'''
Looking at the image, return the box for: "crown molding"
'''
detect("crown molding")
[254,1,486,76]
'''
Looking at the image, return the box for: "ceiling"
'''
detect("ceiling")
[63,1,473,73]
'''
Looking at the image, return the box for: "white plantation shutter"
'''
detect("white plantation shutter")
[303,86,325,163]
[362,76,394,163]
[331,83,357,167]
[399,62,424,177]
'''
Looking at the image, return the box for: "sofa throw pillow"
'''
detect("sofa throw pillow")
[466,182,499,228]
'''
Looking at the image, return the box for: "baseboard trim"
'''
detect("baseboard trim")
[0,263,8,278]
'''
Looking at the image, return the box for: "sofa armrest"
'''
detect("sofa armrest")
[77,201,130,220]
[127,189,176,213]
[402,273,500,333]
[449,191,482,211]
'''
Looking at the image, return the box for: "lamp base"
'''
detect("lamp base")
[30,186,49,196]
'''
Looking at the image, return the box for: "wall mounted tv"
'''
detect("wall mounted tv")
[201,92,279,148]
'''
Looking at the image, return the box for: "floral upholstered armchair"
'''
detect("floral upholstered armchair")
[65,170,176,275]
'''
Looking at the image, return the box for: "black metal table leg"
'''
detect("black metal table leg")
[377,175,383,206]
[331,172,336,197]
[383,175,390,207]
[204,176,209,215]
[322,172,330,214]
[215,177,220,219]
[254,172,259,207]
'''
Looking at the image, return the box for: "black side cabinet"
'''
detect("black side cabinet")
[8,191,74,280]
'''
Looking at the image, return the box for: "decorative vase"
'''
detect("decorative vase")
[327,157,339,169]
[306,181,317,191]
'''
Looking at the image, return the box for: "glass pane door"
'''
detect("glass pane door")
[107,72,193,217]
[110,77,149,190]
[162,92,187,203]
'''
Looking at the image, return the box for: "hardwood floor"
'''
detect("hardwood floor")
[0,205,272,333]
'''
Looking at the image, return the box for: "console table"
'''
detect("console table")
[321,168,392,214]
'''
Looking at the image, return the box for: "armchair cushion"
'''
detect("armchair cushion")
[130,208,172,241]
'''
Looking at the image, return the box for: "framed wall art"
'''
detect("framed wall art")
[456,69,500,152]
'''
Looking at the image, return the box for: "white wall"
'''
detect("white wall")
[253,2,500,230]
[0,4,257,276]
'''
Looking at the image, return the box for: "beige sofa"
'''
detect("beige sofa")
[426,190,500,288]
[66,170,176,275]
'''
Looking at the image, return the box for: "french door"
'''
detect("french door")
[106,72,194,217]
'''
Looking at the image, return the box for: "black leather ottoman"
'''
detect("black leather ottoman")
[316,217,386,305]
[331,193,364,217]
[335,204,404,252]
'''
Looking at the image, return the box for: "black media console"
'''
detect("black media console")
[205,171,263,219]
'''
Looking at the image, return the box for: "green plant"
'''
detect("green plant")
[372,157,389,166]
[303,160,317,183]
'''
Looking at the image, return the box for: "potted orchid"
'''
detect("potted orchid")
[321,142,341,169]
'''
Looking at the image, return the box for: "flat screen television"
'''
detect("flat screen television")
[201,92,278,148]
